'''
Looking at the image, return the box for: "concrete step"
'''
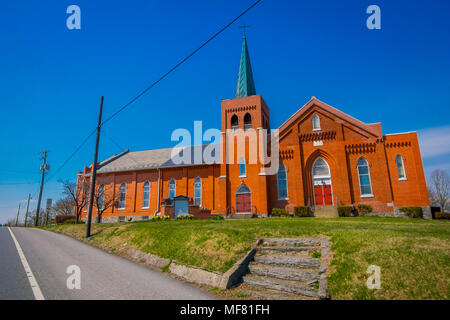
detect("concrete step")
[243,275,318,298]
[249,264,319,284]
[258,246,317,253]
[254,254,320,269]
[225,213,253,219]
[243,289,297,300]
[261,237,322,246]
[312,206,338,218]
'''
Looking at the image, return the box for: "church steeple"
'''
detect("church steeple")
[235,36,256,98]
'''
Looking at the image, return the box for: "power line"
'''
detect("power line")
[23,0,262,189]
[101,0,262,126]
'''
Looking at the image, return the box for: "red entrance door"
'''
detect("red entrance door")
[236,193,251,212]
[314,184,333,206]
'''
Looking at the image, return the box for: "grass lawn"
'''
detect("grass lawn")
[43,217,450,300]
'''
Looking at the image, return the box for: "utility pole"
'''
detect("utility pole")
[35,150,50,226]
[24,193,31,227]
[86,96,104,238]
[15,203,21,226]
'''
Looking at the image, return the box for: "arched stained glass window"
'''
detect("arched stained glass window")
[396,155,406,180]
[312,114,321,131]
[357,158,373,196]
[142,181,150,208]
[244,113,252,131]
[119,183,126,209]
[277,164,288,200]
[312,158,330,178]
[194,177,201,206]
[168,179,176,199]
[231,114,238,130]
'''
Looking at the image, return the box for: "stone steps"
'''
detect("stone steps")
[254,254,321,269]
[243,274,318,298]
[312,206,338,218]
[249,263,318,284]
[258,246,317,253]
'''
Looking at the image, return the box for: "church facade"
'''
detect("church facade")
[78,37,431,221]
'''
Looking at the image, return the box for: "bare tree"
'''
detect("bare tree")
[53,196,75,216]
[429,169,450,212]
[93,184,116,223]
[59,178,89,224]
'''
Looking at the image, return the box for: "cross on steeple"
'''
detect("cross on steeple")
[239,24,250,37]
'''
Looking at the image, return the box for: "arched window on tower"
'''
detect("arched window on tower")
[231,114,238,131]
[194,177,201,206]
[312,114,321,131]
[119,183,127,209]
[142,181,150,208]
[168,179,176,199]
[239,157,246,177]
[357,158,373,196]
[277,163,288,200]
[244,113,252,131]
[396,155,406,180]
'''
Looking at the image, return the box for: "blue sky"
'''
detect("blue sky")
[0,0,449,223]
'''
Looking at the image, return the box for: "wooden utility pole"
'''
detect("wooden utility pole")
[24,193,31,227]
[15,203,21,226]
[86,96,104,238]
[35,150,50,226]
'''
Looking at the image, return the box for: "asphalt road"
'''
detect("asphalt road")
[0,227,213,300]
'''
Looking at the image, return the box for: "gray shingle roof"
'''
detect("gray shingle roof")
[96,144,219,174]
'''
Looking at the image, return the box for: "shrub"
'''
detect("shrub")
[399,207,423,218]
[357,204,373,215]
[271,208,290,217]
[294,206,310,217]
[184,214,194,220]
[152,216,162,221]
[210,214,224,220]
[338,206,354,217]
[55,215,77,224]
[162,216,171,221]
[435,212,450,220]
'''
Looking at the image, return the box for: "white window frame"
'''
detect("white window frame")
[168,178,176,199]
[277,163,289,200]
[396,155,407,181]
[194,177,202,206]
[357,157,374,198]
[142,181,150,209]
[118,183,127,210]
[238,158,246,177]
[312,114,321,131]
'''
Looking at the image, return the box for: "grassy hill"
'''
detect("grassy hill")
[43,217,450,300]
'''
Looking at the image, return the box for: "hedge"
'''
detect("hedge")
[338,206,354,217]
[357,204,373,215]
[56,215,77,224]
[435,212,450,220]
[210,214,224,220]
[271,208,290,217]
[399,207,423,218]
[294,206,310,217]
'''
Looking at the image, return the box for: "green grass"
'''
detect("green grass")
[42,217,450,300]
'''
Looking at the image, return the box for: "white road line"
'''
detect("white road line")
[7,227,45,300]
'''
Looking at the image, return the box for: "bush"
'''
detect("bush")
[271,208,291,217]
[338,206,354,217]
[434,212,450,220]
[399,207,423,218]
[55,215,77,224]
[210,214,224,220]
[357,204,373,215]
[62,219,85,225]
[294,206,310,217]
[152,216,162,221]
[184,214,194,220]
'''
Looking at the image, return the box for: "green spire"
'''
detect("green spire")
[235,36,256,98]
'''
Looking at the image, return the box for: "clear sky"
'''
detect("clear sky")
[1,0,449,223]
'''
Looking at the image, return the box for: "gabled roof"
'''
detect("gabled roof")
[96,144,219,174]
[279,97,382,138]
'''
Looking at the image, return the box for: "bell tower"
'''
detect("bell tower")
[217,35,271,216]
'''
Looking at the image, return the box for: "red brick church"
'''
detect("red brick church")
[78,36,431,221]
